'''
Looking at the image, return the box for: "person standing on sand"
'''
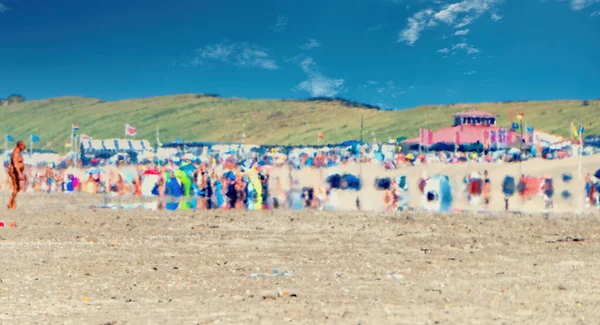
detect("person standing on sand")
[483,170,491,210]
[7,141,26,209]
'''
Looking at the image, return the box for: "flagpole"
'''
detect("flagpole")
[357,115,364,211]
[419,128,422,155]
[75,134,79,168]
[519,118,523,175]
[578,127,583,215]
[156,125,159,154]
[71,125,76,167]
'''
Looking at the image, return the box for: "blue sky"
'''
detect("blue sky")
[0,0,598,109]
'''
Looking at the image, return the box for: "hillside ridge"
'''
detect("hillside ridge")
[1,95,598,152]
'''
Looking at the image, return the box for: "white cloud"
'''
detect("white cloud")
[398,9,434,46]
[236,47,279,70]
[181,41,278,70]
[591,10,600,16]
[454,29,470,35]
[464,70,477,75]
[455,16,473,28]
[269,15,288,33]
[437,47,450,53]
[295,75,345,97]
[570,0,600,10]
[452,42,480,54]
[398,0,503,45]
[0,1,9,12]
[435,0,502,25]
[292,55,345,97]
[491,13,503,21]
[300,38,321,50]
[197,43,235,61]
[360,79,405,98]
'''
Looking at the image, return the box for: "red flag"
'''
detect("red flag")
[427,129,434,146]
[516,112,524,120]
[420,129,426,146]
[509,111,514,123]
[455,131,460,146]
[318,131,324,139]
[125,124,137,137]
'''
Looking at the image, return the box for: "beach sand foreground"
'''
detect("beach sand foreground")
[1,156,600,324]
[1,193,599,324]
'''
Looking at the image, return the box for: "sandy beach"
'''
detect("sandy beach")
[1,157,599,324]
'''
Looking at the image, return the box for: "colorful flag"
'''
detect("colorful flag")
[490,130,497,146]
[427,129,434,146]
[578,125,584,136]
[516,112,524,120]
[318,131,324,140]
[572,122,578,138]
[498,129,506,147]
[483,130,490,149]
[30,134,40,142]
[419,129,426,146]
[506,130,514,145]
[80,134,93,141]
[5,135,14,142]
[72,124,79,131]
[455,131,460,146]
[65,142,72,148]
[125,124,137,137]
[509,111,514,122]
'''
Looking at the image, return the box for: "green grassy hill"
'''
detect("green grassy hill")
[1,94,598,152]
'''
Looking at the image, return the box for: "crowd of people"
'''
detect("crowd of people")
[1,159,340,212]
[2,140,599,213]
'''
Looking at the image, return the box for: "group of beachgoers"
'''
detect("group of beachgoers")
[1,159,340,211]
[3,141,599,212]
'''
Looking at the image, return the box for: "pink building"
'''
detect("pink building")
[404,110,517,149]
